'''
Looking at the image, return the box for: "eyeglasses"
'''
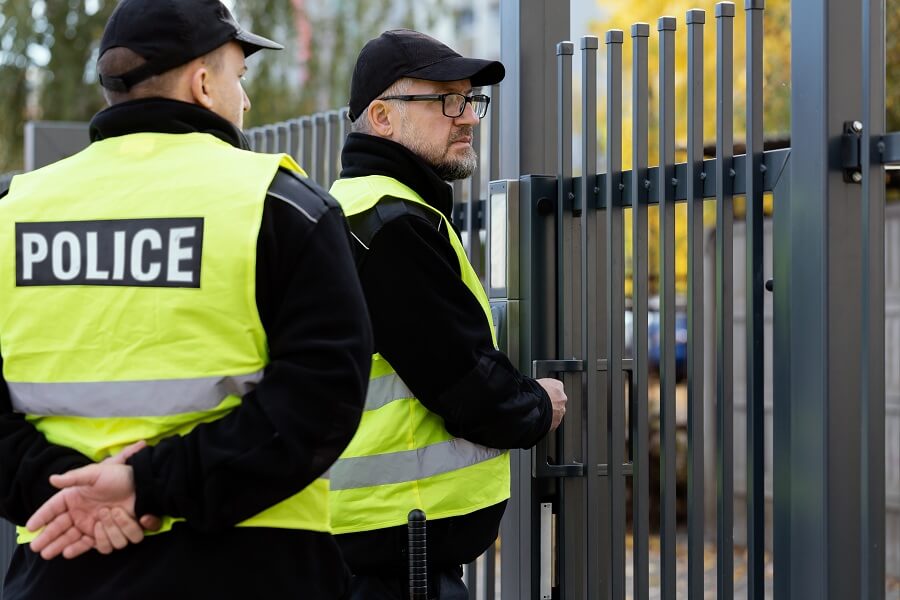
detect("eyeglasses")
[377,92,491,119]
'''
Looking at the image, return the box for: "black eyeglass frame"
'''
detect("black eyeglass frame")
[377,93,491,119]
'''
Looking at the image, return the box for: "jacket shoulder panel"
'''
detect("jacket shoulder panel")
[347,196,441,249]
[266,168,338,224]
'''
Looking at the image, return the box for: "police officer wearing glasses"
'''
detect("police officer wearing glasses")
[328,29,568,599]
[0,1,371,598]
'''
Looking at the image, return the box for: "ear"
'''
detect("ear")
[189,66,214,110]
[367,100,394,137]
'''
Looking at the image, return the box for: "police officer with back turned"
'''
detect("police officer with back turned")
[0,1,371,598]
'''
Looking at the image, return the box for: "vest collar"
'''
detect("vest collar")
[89,98,251,150]
[339,133,454,220]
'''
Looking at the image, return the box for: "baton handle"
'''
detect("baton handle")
[408,509,428,600]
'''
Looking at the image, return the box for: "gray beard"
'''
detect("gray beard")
[400,126,477,182]
[432,151,477,181]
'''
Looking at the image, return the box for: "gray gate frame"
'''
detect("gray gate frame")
[494,0,892,598]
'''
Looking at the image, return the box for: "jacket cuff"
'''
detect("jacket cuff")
[128,448,166,519]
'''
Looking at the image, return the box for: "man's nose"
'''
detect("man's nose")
[455,102,479,125]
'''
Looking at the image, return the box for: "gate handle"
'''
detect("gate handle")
[532,359,586,478]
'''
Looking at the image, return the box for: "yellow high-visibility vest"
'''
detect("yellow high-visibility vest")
[0,131,329,543]
[328,174,509,534]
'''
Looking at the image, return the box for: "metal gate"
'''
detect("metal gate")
[484,0,895,598]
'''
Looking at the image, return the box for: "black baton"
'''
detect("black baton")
[408,509,428,600]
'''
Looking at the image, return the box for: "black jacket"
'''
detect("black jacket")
[333,133,551,575]
[0,99,372,599]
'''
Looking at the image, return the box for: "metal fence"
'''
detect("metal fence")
[487,1,895,597]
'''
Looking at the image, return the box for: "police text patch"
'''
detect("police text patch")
[16,218,204,287]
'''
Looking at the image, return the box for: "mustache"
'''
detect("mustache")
[448,127,474,145]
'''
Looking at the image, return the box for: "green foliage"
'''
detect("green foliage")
[0,0,115,172]
[0,0,37,172]
[217,0,445,128]
[0,0,443,173]
[888,0,900,131]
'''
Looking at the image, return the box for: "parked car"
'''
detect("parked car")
[625,296,688,381]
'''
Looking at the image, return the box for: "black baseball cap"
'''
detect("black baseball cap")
[98,0,283,92]
[348,29,505,122]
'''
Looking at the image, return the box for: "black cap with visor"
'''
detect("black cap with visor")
[98,0,282,93]
[348,29,505,122]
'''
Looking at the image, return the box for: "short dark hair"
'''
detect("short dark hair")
[97,46,224,106]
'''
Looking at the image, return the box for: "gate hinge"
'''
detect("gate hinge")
[841,120,864,183]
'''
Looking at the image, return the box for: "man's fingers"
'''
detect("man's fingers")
[93,517,113,555]
[99,508,130,550]
[29,511,73,552]
[26,492,70,532]
[105,440,147,465]
[61,535,95,560]
[37,526,87,560]
[101,508,131,549]
[111,507,145,545]
[139,514,162,532]
[48,464,101,490]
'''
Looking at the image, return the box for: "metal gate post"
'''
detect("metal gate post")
[781,0,886,597]
[498,2,570,599]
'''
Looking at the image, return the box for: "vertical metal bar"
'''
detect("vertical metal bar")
[555,40,587,600]
[860,0,886,597]
[265,125,277,155]
[630,22,650,600]
[580,34,603,600]
[299,116,313,175]
[715,4,735,599]
[277,122,291,155]
[465,561,477,600]
[685,9,706,600]
[540,502,553,599]
[656,16,677,600]
[605,29,626,600]
[339,107,351,143]
[743,2,765,598]
[288,120,301,161]
[312,113,328,185]
[489,84,500,182]
[498,4,570,596]
[771,153,791,600]
[786,0,875,594]
[485,543,496,599]
[470,123,484,275]
[326,111,341,188]
[253,129,266,153]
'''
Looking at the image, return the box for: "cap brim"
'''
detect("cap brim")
[234,29,283,56]
[405,56,505,87]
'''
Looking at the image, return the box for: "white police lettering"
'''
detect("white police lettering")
[85,232,110,280]
[15,218,204,288]
[20,233,48,281]
[131,229,163,282]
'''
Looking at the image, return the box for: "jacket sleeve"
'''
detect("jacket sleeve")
[0,183,95,525]
[357,211,551,450]
[129,174,372,531]
[0,356,93,525]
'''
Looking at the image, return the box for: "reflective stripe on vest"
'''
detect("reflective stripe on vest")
[8,371,263,417]
[328,175,510,534]
[330,438,504,490]
[1,132,330,542]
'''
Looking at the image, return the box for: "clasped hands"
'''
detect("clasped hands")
[26,441,161,560]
